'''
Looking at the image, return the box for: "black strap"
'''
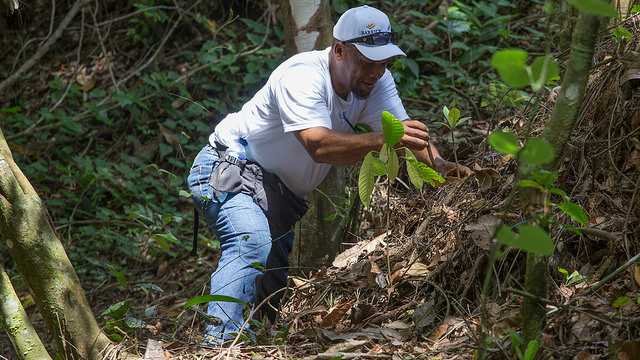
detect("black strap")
[191,207,199,256]
[343,113,359,134]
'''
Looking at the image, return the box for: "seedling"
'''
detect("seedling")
[435,106,470,178]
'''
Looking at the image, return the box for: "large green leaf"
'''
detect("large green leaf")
[381,111,404,146]
[406,160,423,192]
[491,49,530,89]
[100,300,130,319]
[520,138,554,165]
[530,56,559,91]
[497,225,554,256]
[412,162,445,187]
[107,264,127,289]
[488,131,520,155]
[184,295,245,310]
[567,0,618,17]
[557,201,588,227]
[358,152,376,208]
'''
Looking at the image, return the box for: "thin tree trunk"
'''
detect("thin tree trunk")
[520,11,602,344]
[279,0,346,269]
[0,263,52,360]
[0,127,127,359]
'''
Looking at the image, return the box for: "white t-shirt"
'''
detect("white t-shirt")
[211,47,408,197]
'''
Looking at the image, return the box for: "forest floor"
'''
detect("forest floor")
[2,3,640,360]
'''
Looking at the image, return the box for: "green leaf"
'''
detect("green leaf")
[534,169,558,189]
[381,111,404,146]
[184,295,245,310]
[488,131,520,155]
[524,340,539,360]
[406,161,423,192]
[612,296,631,308]
[518,179,544,191]
[151,233,176,251]
[491,49,530,89]
[387,149,399,183]
[557,201,588,226]
[447,107,461,127]
[107,264,127,288]
[354,123,373,134]
[100,300,130,319]
[558,267,569,277]
[124,317,146,330]
[371,156,387,176]
[613,27,633,42]
[520,138,555,165]
[379,143,389,164]
[413,162,445,187]
[530,56,559,91]
[358,152,376,208]
[497,225,554,256]
[567,0,618,17]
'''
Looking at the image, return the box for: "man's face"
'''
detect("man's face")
[341,44,391,99]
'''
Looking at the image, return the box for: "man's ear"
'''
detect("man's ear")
[333,42,346,61]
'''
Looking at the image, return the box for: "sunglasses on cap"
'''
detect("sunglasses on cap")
[342,32,398,46]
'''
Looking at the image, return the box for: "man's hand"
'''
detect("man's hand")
[435,159,472,178]
[398,120,430,150]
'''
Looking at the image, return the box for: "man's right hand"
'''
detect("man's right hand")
[398,120,431,151]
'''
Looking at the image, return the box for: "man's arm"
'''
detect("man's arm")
[294,120,432,166]
[295,120,472,177]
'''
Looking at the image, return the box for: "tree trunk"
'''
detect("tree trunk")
[520,11,601,344]
[0,263,52,360]
[0,127,125,359]
[279,0,347,269]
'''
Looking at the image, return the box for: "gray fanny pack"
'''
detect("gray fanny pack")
[208,151,309,232]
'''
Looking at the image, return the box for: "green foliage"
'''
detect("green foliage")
[0,2,286,282]
[566,0,618,18]
[491,49,559,91]
[558,267,586,286]
[99,299,145,342]
[184,294,245,310]
[358,111,444,208]
[506,329,539,360]
[488,131,587,254]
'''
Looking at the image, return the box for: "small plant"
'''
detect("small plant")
[506,329,539,360]
[435,106,470,178]
[558,267,586,287]
[488,131,587,255]
[358,111,444,209]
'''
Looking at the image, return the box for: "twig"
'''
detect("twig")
[560,250,640,308]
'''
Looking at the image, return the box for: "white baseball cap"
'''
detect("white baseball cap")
[333,5,406,61]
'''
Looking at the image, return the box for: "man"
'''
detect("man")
[188,5,471,344]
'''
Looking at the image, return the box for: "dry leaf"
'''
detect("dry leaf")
[634,264,640,287]
[464,215,501,250]
[473,168,500,192]
[573,350,593,360]
[155,260,169,279]
[617,339,640,360]
[406,262,430,276]
[333,232,388,268]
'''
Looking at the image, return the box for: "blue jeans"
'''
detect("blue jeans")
[187,145,294,341]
